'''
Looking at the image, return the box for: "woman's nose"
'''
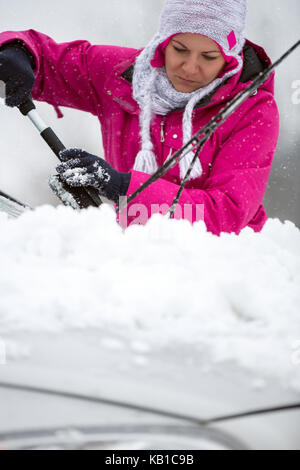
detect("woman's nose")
[181,57,200,77]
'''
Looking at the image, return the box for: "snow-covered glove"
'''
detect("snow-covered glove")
[0,43,36,107]
[56,148,131,204]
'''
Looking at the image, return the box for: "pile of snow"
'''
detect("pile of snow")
[0,204,300,390]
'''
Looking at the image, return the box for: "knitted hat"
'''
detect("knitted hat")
[132,0,248,181]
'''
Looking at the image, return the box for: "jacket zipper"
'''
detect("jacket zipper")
[160,120,165,143]
[160,119,173,163]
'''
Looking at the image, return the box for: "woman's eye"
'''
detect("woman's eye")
[173,46,186,53]
[173,47,217,61]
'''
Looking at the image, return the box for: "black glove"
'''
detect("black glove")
[0,43,36,107]
[56,148,131,204]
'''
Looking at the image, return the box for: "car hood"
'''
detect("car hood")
[1,329,300,426]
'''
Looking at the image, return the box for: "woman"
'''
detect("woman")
[0,0,280,235]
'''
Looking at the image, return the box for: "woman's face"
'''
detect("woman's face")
[164,33,226,93]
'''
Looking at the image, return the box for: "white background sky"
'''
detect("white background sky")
[0,0,299,225]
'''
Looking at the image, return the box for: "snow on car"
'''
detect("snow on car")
[0,204,300,449]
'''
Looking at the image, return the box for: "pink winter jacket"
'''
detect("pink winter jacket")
[0,29,280,235]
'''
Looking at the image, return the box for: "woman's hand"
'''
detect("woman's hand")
[56,148,131,204]
[0,44,36,107]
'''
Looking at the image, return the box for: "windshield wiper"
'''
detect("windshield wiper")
[0,381,299,427]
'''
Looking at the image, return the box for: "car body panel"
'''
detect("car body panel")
[0,330,300,449]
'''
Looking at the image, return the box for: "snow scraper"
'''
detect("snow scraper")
[17,98,103,210]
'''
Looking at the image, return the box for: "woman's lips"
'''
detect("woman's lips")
[176,76,196,84]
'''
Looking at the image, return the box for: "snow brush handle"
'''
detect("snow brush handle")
[18,98,65,157]
[17,98,102,209]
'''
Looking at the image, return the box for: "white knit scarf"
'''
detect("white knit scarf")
[132,33,244,180]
